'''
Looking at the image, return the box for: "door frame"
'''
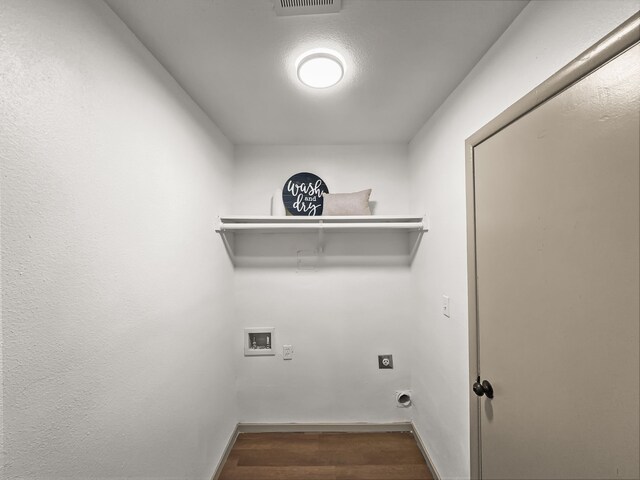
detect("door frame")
[465,12,640,480]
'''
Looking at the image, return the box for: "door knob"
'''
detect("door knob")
[473,376,494,399]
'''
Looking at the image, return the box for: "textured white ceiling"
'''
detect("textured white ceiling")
[105,0,527,145]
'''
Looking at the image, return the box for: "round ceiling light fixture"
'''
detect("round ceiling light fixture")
[296,49,345,89]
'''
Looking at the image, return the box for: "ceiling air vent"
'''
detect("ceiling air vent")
[273,0,342,17]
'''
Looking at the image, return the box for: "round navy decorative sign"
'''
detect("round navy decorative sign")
[282,172,329,216]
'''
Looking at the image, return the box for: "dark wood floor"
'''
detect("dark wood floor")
[218,431,433,480]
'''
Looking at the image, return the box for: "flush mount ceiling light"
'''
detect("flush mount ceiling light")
[296,49,345,89]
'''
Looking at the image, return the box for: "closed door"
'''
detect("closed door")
[471,40,639,479]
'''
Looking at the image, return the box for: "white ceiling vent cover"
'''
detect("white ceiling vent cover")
[273,0,342,17]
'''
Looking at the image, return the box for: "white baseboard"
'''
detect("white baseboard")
[211,421,439,480]
[237,421,413,433]
[411,422,441,480]
[211,424,239,480]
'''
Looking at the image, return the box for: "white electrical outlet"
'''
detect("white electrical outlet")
[442,295,450,318]
[283,345,294,360]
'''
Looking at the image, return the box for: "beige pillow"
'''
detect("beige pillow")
[322,189,372,215]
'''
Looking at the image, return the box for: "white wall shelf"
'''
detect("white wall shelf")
[217,215,427,232]
[216,215,428,267]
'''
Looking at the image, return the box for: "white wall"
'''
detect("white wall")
[0,0,237,478]
[232,145,410,216]
[408,1,640,479]
[0,222,3,480]
[232,145,416,422]
[4,0,638,477]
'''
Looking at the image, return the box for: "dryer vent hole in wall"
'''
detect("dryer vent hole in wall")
[396,390,412,407]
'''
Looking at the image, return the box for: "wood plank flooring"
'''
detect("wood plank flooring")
[218,432,433,480]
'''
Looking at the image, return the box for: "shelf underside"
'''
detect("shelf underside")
[216,216,427,267]
[217,215,426,233]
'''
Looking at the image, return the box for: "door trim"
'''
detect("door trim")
[465,12,640,480]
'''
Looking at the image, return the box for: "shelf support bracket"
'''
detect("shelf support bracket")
[215,218,237,266]
[317,219,325,254]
